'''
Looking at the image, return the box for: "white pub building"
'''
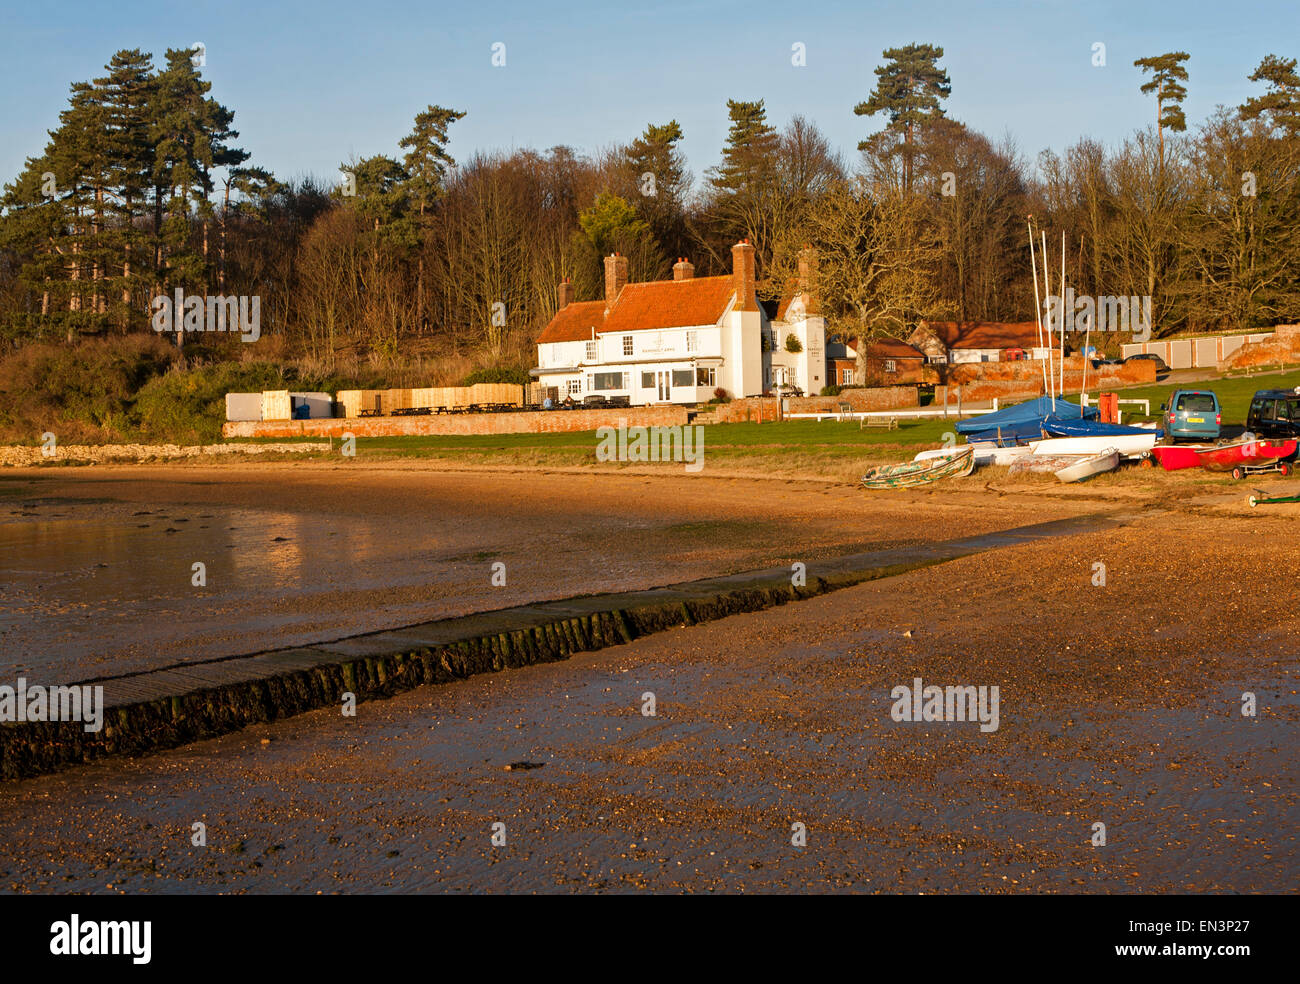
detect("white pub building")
[532,242,825,405]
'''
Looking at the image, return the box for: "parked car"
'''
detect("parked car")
[1161,389,1221,442]
[1090,358,1120,370]
[1245,389,1300,441]
[1124,352,1171,375]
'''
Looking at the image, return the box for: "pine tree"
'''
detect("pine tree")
[399,105,464,332]
[0,157,70,336]
[709,100,779,194]
[855,43,951,192]
[47,79,117,334]
[1134,51,1190,161]
[97,49,157,327]
[219,166,283,292]
[624,120,689,258]
[341,154,411,245]
[704,99,781,258]
[1241,54,1300,136]
[150,48,248,308]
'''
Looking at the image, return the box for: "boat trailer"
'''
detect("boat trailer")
[1248,489,1300,507]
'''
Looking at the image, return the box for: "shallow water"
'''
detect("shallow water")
[0,505,446,680]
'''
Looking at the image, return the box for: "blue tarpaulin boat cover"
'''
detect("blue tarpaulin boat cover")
[955,396,1098,446]
[1040,419,1164,440]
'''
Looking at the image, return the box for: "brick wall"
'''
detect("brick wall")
[789,386,919,413]
[706,398,781,424]
[947,358,1155,402]
[1220,325,1300,370]
[223,405,690,439]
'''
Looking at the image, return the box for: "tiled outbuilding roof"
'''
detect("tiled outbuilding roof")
[864,338,926,360]
[535,301,605,344]
[921,321,1042,350]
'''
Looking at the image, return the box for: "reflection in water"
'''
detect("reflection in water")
[0,505,443,680]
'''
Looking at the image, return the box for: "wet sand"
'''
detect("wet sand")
[0,473,1294,893]
[0,463,1089,682]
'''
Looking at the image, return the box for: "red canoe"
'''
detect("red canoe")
[1197,439,1296,472]
[1150,444,1208,470]
[1151,439,1297,472]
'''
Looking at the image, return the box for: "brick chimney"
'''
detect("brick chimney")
[604,253,628,312]
[557,277,573,309]
[673,257,694,281]
[797,247,820,317]
[731,240,757,312]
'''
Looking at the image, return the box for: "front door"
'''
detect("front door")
[657,371,671,402]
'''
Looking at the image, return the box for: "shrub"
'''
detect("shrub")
[461,366,531,386]
[784,333,803,353]
[819,384,842,397]
[0,335,178,443]
[134,361,288,444]
[711,387,731,403]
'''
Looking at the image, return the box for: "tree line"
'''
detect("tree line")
[3,43,1300,368]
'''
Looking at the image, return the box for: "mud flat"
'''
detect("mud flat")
[0,463,1092,681]
[0,506,1293,893]
[1,513,1120,780]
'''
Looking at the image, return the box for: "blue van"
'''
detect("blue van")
[1161,390,1221,442]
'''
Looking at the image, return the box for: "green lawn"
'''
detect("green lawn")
[219,368,1300,479]
[1084,368,1300,425]
[228,416,961,480]
[234,417,957,453]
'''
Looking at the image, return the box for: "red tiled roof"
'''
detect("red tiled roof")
[921,321,1042,350]
[865,338,925,360]
[536,300,605,344]
[537,273,744,344]
[600,276,735,334]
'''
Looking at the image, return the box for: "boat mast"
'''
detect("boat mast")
[1059,231,1066,403]
[1080,236,1089,403]
[1028,219,1049,400]
[1040,230,1054,403]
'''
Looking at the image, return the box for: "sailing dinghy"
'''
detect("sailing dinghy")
[862,446,975,489]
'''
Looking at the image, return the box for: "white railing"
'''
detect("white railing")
[1082,393,1150,418]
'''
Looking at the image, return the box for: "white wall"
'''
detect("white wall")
[950,349,1002,364]
[1121,333,1274,369]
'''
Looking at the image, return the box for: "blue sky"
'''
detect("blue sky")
[1,0,1296,190]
